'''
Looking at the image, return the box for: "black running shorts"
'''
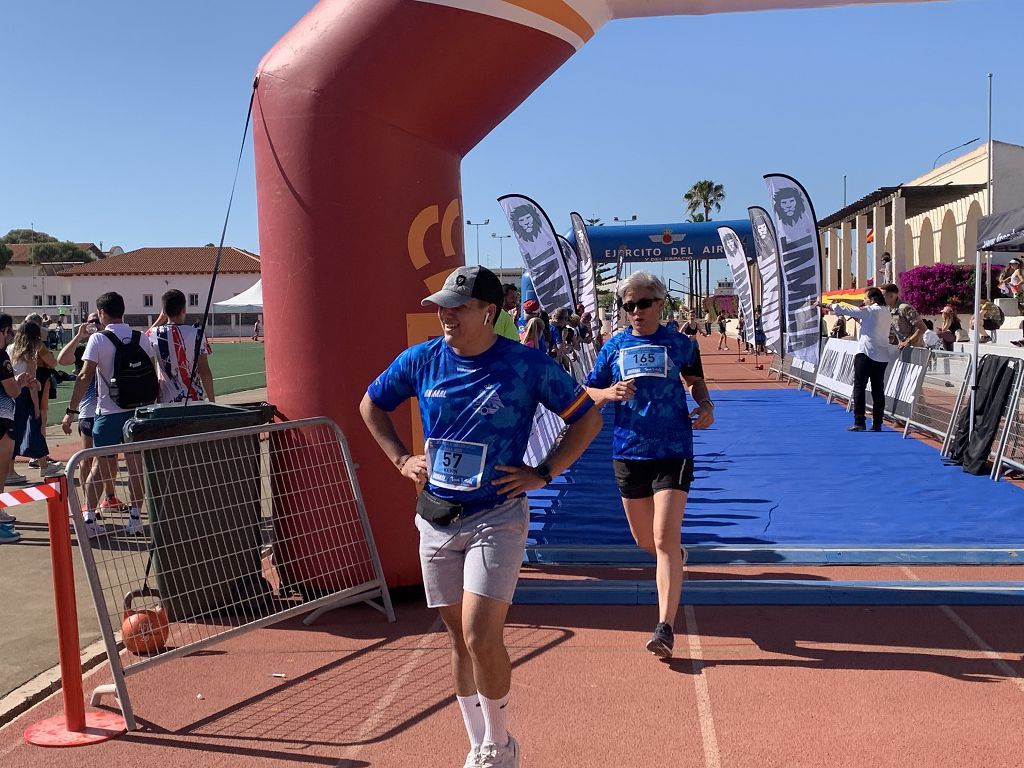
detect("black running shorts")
[613,458,694,499]
[0,418,13,441]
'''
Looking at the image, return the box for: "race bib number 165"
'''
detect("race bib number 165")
[618,344,668,379]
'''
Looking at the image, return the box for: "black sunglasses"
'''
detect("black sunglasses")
[622,298,659,313]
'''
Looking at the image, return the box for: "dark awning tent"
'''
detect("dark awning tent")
[977,206,1024,252]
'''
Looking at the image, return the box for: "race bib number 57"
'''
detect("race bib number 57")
[618,344,668,379]
[425,438,488,491]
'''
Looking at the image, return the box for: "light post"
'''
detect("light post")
[932,137,982,169]
[613,214,638,225]
[492,233,512,274]
[466,218,490,265]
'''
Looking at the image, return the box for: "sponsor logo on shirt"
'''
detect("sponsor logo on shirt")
[471,385,505,416]
[425,388,447,398]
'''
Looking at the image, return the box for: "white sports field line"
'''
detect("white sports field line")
[47,371,265,408]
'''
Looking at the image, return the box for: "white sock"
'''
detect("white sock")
[456,693,485,749]
[83,510,97,523]
[129,506,141,519]
[479,692,510,747]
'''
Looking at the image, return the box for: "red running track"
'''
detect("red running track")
[5,336,1024,765]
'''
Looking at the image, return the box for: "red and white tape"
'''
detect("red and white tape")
[0,481,61,509]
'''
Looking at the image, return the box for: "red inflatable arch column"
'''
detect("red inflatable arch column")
[253,0,590,586]
[253,0,934,587]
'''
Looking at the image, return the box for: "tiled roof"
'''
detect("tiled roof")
[57,247,261,276]
[6,242,103,265]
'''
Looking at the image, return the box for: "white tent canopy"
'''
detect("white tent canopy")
[212,280,263,313]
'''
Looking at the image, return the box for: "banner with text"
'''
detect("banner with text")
[748,206,784,354]
[763,174,822,370]
[718,226,755,345]
[498,194,577,314]
[570,212,600,338]
[557,234,580,300]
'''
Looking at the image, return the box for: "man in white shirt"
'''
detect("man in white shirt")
[146,289,216,404]
[62,292,158,537]
[825,287,892,432]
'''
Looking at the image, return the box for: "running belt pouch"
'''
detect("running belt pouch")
[416,490,463,526]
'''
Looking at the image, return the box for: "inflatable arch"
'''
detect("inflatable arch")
[254,0,936,586]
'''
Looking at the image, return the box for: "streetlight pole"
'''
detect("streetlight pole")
[932,137,982,170]
[612,215,638,277]
[492,233,512,275]
[465,219,490,265]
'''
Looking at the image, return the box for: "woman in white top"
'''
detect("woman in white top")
[826,287,892,432]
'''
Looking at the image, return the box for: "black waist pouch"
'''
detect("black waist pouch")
[416,489,464,527]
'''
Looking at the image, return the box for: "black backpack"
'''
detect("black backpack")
[102,330,159,409]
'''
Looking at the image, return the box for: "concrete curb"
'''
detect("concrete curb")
[0,635,114,730]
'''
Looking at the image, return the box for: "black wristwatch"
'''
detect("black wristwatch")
[66,408,79,415]
[535,463,553,485]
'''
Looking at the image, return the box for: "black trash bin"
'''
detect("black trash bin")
[125,402,276,622]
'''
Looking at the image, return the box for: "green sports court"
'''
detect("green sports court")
[44,340,266,428]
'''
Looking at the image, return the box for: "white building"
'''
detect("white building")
[0,242,105,315]
[818,140,1024,290]
[57,247,261,333]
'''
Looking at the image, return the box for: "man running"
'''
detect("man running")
[360,265,601,768]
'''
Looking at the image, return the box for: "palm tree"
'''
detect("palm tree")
[585,217,603,227]
[685,212,706,223]
[684,180,725,307]
[683,180,725,222]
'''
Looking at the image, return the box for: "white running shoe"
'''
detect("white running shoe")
[474,735,519,768]
[463,746,480,768]
[125,516,144,536]
[83,518,107,539]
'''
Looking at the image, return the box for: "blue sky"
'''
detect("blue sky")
[5,1,1021,289]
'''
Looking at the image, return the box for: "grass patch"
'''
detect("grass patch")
[44,341,266,427]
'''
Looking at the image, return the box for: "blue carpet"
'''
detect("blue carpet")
[527,388,1024,552]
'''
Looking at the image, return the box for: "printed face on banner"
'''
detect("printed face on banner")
[723,231,742,259]
[511,204,542,242]
[773,187,807,230]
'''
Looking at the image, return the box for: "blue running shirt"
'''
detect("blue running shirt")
[585,326,703,460]
[368,336,593,509]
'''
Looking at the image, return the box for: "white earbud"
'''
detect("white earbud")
[483,313,491,326]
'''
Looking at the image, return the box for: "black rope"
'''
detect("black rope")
[180,77,258,417]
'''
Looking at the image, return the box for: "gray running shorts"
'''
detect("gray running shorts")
[414,496,529,608]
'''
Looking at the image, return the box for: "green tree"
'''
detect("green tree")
[30,241,92,264]
[585,217,603,227]
[685,212,706,223]
[0,242,11,271]
[2,229,58,244]
[683,180,726,222]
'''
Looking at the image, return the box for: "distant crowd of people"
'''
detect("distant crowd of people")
[0,289,217,544]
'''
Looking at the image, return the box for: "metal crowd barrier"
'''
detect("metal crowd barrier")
[67,417,395,731]
[993,370,1024,480]
[904,350,973,446]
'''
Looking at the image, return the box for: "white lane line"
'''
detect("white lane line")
[899,566,1024,693]
[684,604,722,768]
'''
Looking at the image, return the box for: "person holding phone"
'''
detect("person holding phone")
[584,271,713,659]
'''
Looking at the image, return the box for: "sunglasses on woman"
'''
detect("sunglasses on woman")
[622,298,659,313]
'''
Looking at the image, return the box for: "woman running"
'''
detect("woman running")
[584,272,714,658]
[716,313,730,351]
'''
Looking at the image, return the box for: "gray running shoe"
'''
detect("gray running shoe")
[474,735,519,767]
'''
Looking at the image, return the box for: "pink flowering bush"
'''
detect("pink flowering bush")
[899,263,1002,314]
